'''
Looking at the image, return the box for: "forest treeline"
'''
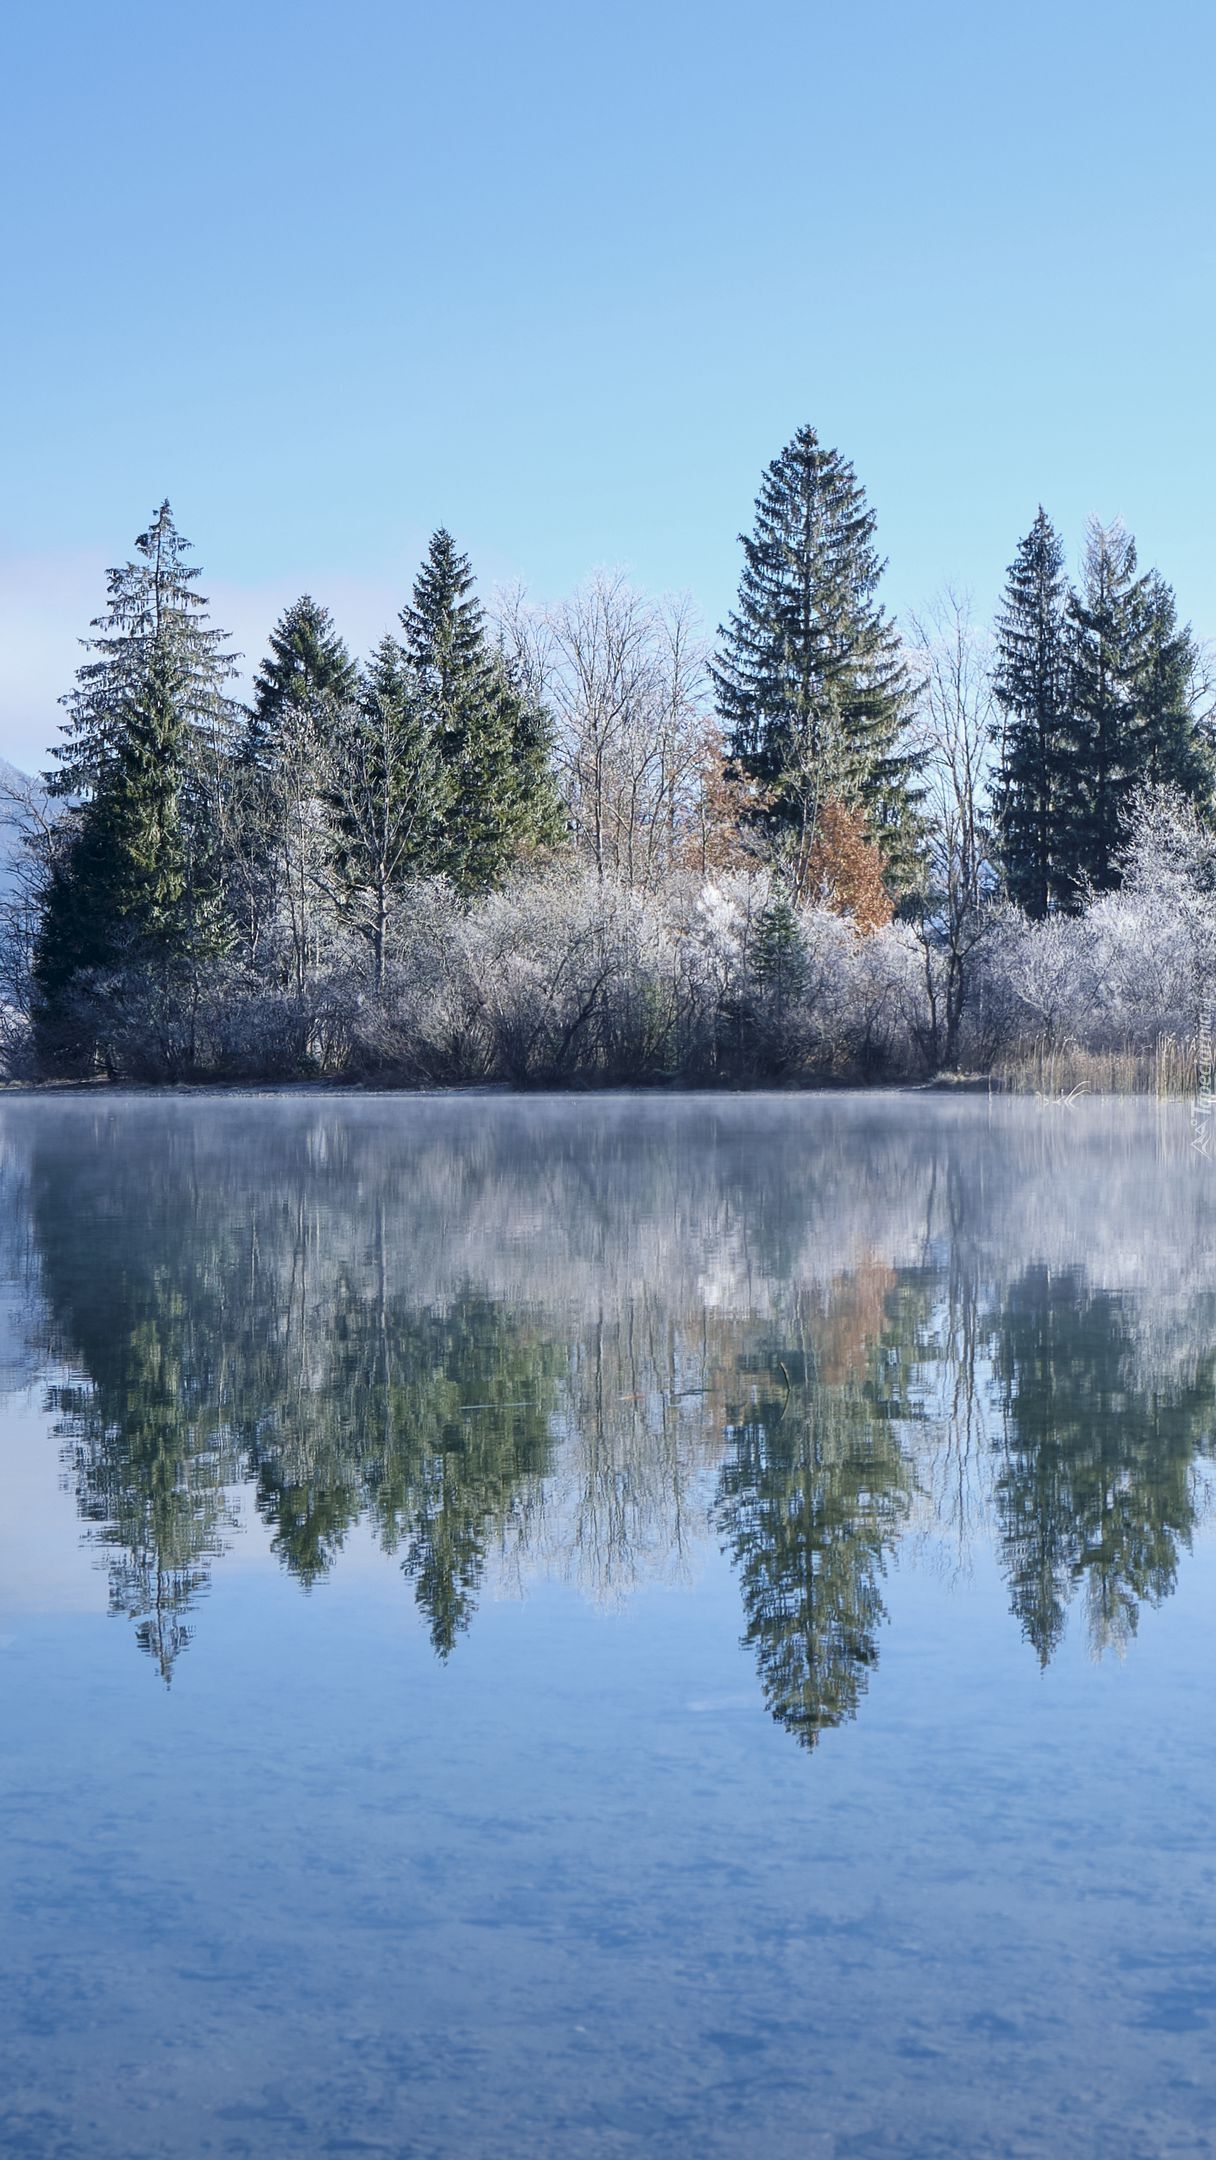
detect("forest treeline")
[3,423,1215,1085]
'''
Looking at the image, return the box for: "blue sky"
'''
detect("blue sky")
[1,0,1212,768]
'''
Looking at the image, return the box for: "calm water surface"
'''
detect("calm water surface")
[2,1093,1215,2159]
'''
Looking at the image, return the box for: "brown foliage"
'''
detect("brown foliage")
[798,799,893,934]
[810,1260,900,1386]
[679,729,769,874]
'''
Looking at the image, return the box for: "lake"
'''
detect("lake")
[2,1091,1215,2159]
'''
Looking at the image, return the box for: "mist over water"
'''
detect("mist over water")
[3,1094,1215,2157]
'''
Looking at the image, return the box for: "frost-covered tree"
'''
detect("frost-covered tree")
[909,591,998,1066]
[526,574,714,886]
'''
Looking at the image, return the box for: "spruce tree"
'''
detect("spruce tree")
[49,501,238,797]
[1067,519,1148,892]
[246,596,358,766]
[400,530,490,717]
[400,530,562,891]
[1130,571,1212,805]
[34,503,239,1069]
[497,646,567,858]
[990,509,1076,917]
[327,636,453,990]
[712,425,917,882]
[233,596,360,983]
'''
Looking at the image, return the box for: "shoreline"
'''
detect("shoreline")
[0,1071,1193,1101]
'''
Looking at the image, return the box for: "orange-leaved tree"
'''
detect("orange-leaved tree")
[798,799,893,933]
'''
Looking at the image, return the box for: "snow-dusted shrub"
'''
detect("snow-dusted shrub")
[454,870,646,1082]
[205,973,359,1079]
[31,778,1216,1090]
[52,959,359,1083]
[1094,791,1216,1046]
[834,918,927,1077]
[669,871,771,1074]
[985,910,1096,1051]
[348,882,471,1080]
[982,791,1216,1064]
[0,1003,35,1079]
[340,865,935,1087]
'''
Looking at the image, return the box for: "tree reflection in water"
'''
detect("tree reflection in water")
[13,1098,1216,1725]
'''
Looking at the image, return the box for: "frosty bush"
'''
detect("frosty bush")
[4,782,1214,1088]
[336,867,934,1088]
[979,789,1216,1065]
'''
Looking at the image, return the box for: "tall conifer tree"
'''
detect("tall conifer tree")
[712,425,917,882]
[34,503,239,1067]
[1067,519,1148,892]
[327,637,453,990]
[1130,571,1211,805]
[400,530,562,891]
[232,597,358,987]
[990,509,1076,917]
[49,501,237,796]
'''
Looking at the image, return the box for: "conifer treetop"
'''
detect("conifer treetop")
[248,594,358,758]
[51,501,240,798]
[399,528,493,708]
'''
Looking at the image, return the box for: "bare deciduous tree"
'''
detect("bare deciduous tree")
[907,590,998,1066]
[497,574,716,887]
[0,769,58,1052]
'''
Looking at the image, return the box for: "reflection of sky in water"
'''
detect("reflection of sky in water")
[2,1094,1216,2158]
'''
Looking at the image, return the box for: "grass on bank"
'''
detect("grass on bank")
[989,1034,1204,1097]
